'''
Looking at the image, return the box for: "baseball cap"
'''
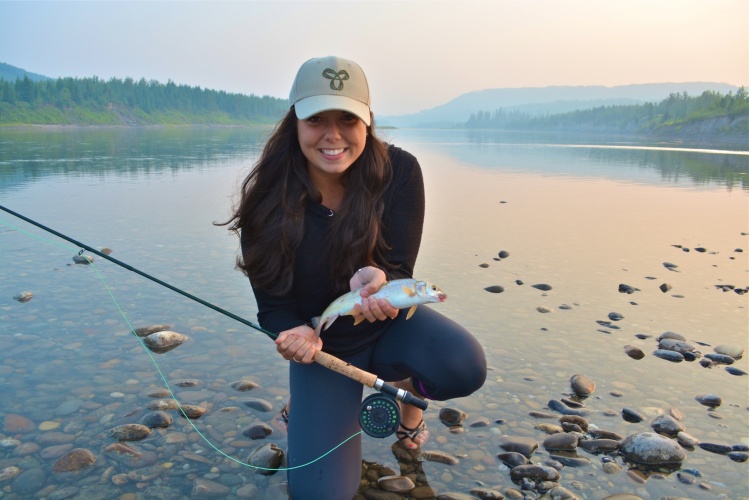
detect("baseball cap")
[289,56,371,126]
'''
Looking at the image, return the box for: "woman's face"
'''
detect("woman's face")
[297,110,367,182]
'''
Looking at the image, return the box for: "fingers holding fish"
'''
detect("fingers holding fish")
[350,266,387,295]
[353,296,398,323]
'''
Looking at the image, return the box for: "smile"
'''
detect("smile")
[320,148,346,156]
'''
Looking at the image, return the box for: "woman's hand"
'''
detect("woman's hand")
[275,325,322,364]
[349,266,399,324]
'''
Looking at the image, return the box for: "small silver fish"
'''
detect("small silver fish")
[315,279,447,331]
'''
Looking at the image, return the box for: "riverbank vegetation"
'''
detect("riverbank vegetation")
[0,76,288,125]
[466,88,749,139]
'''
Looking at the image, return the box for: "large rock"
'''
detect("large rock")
[619,432,686,465]
[52,448,96,473]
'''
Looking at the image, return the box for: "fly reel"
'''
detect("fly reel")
[358,393,400,438]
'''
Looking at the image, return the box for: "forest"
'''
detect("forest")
[465,88,749,137]
[0,75,289,125]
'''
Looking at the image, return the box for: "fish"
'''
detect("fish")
[315,278,447,331]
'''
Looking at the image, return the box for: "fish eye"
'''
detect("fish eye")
[430,285,437,291]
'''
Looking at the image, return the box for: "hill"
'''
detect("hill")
[378,83,741,128]
[0,62,288,126]
[0,62,52,83]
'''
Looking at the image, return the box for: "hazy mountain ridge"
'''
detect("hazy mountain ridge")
[379,82,742,128]
[0,62,52,83]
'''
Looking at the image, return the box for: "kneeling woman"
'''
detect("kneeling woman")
[225,56,487,499]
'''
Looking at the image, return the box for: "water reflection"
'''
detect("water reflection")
[0,127,272,192]
[385,128,749,190]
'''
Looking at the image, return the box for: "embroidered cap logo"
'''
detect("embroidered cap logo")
[322,68,350,91]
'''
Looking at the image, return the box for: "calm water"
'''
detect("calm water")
[0,127,747,499]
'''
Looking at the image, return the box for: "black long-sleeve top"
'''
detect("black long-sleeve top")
[245,144,425,357]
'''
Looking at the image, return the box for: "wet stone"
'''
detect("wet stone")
[192,478,231,497]
[618,284,637,294]
[377,475,415,493]
[179,404,207,419]
[543,433,578,451]
[714,344,743,358]
[653,349,684,362]
[11,467,47,494]
[658,338,695,354]
[570,374,595,397]
[498,436,539,457]
[243,398,274,412]
[421,450,460,465]
[548,399,591,416]
[578,439,620,453]
[728,451,749,462]
[484,285,505,294]
[439,407,467,426]
[110,424,152,441]
[147,399,180,411]
[650,414,685,435]
[676,431,700,448]
[497,451,528,468]
[469,487,504,499]
[243,422,273,440]
[726,366,747,376]
[230,379,260,391]
[52,448,97,473]
[141,411,173,428]
[560,415,588,432]
[3,414,36,433]
[624,345,645,360]
[134,324,172,337]
[143,331,188,354]
[619,432,686,465]
[657,331,686,342]
[532,284,552,291]
[510,464,560,482]
[698,442,733,455]
[247,442,285,475]
[704,353,735,365]
[549,454,591,467]
[695,394,721,407]
[608,312,624,321]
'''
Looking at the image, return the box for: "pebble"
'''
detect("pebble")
[657,331,686,342]
[52,448,96,473]
[726,366,747,376]
[192,478,231,496]
[543,433,578,451]
[110,424,152,441]
[653,349,684,362]
[243,422,273,439]
[695,394,722,407]
[578,439,620,453]
[246,443,285,475]
[531,284,552,291]
[438,407,467,426]
[141,411,173,428]
[569,374,595,397]
[13,291,33,302]
[623,345,645,360]
[142,330,188,354]
[509,464,560,482]
[243,398,274,412]
[484,285,504,293]
[698,442,733,455]
[72,254,93,264]
[608,312,624,321]
[377,475,415,493]
[3,413,36,433]
[676,431,700,448]
[179,404,207,419]
[497,451,528,468]
[714,344,744,358]
[704,353,735,365]
[548,399,592,416]
[658,338,695,354]
[650,414,685,435]
[728,451,749,462]
[497,436,539,457]
[618,284,637,294]
[134,324,172,337]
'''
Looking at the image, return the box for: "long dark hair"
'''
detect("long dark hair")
[223,107,393,295]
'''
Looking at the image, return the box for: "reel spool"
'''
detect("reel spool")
[358,393,400,438]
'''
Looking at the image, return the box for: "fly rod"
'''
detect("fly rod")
[0,204,427,414]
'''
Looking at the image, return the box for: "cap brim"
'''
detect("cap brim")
[294,95,371,126]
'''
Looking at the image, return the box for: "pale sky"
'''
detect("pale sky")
[1,0,747,116]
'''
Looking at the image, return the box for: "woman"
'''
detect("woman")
[226,56,486,499]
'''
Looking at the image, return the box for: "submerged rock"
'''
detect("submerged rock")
[52,448,96,473]
[247,443,285,476]
[13,291,33,302]
[142,331,188,354]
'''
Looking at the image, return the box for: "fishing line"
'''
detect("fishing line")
[0,213,362,471]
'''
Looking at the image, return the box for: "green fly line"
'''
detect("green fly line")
[0,216,362,471]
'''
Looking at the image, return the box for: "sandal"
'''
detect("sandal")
[396,419,428,449]
[279,404,289,425]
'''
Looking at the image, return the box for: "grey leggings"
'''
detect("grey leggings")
[285,306,487,499]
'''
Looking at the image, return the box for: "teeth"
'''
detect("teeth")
[321,149,345,155]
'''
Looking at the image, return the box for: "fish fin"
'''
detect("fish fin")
[310,316,321,329]
[353,316,365,326]
[402,285,417,297]
[406,305,417,320]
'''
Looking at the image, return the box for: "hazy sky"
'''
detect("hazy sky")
[1,1,747,116]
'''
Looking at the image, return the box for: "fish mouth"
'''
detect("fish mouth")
[437,292,447,302]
